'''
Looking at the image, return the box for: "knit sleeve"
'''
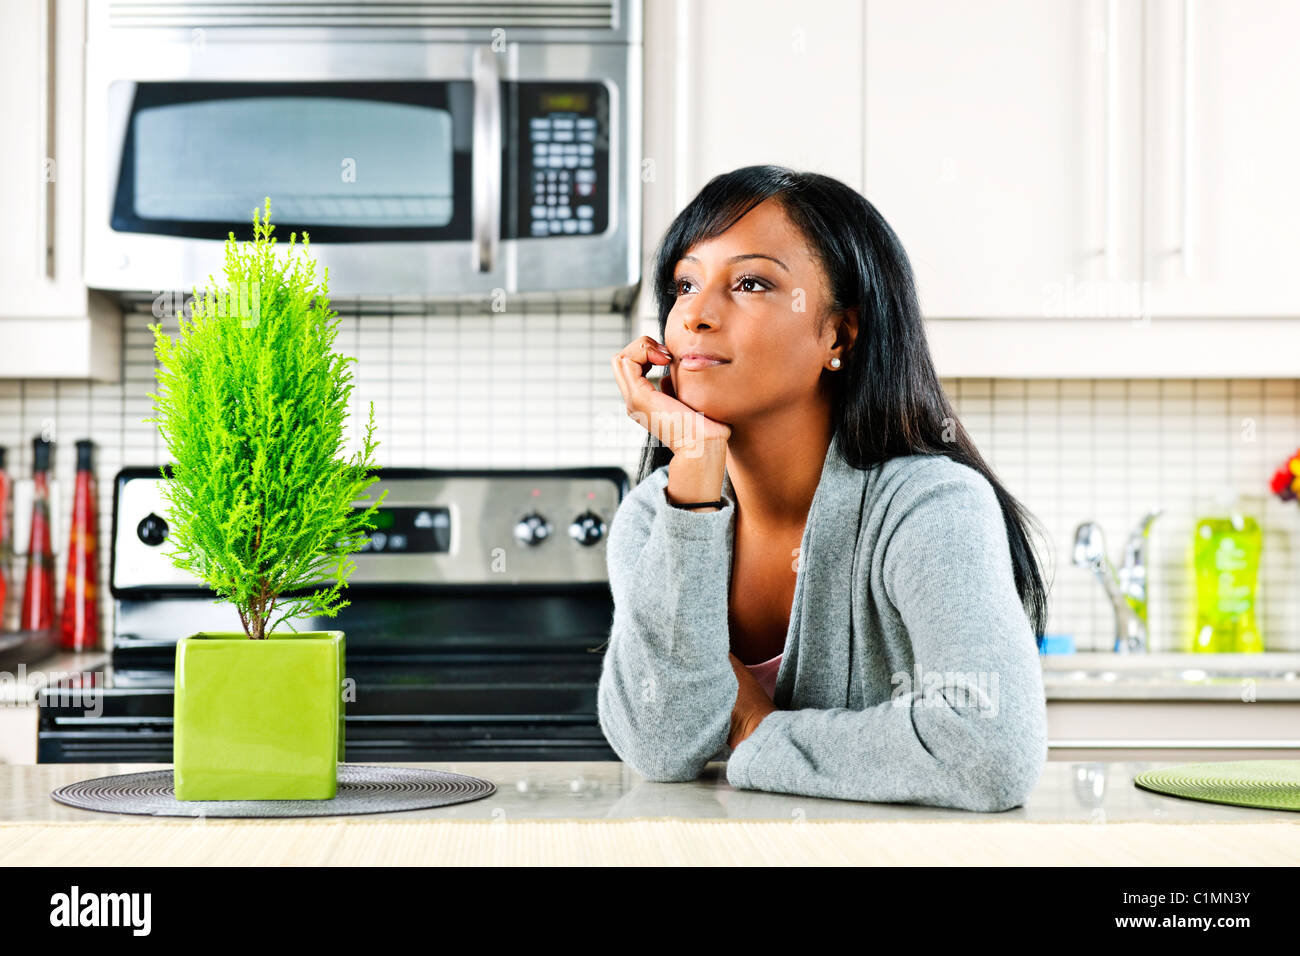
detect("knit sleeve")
[595,470,739,781]
[724,463,1047,812]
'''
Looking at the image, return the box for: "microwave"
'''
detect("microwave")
[83,0,643,311]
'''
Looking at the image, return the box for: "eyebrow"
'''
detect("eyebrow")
[678,253,791,272]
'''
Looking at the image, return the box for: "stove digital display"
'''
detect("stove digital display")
[352,506,450,553]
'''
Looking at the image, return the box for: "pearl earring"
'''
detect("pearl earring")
[829,357,841,369]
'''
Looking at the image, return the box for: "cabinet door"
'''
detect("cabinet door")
[865,0,1143,319]
[0,0,53,314]
[683,0,866,187]
[637,0,867,319]
[1144,0,1300,317]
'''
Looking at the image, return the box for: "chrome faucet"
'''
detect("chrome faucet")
[1071,510,1162,653]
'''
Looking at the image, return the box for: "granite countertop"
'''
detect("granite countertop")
[2,759,1297,823]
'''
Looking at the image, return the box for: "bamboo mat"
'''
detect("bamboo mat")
[2,818,1298,865]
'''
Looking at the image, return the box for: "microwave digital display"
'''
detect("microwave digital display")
[539,92,590,112]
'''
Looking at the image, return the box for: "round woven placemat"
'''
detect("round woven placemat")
[1133,760,1300,812]
[50,765,496,818]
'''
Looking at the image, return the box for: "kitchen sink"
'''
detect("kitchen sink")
[1040,653,1300,760]
[1041,652,1300,692]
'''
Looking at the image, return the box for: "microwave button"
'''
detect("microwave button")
[577,117,597,130]
[530,117,551,129]
[555,206,571,218]
[576,205,594,219]
[547,156,564,167]
[531,205,547,218]
[563,220,579,234]
[549,220,562,233]
[578,220,594,234]
[576,183,595,197]
[564,155,579,167]
[551,117,575,128]
[579,143,594,156]
[578,129,596,142]
[575,169,596,184]
[553,130,574,142]
[557,195,570,206]
[531,221,550,236]
[580,156,593,168]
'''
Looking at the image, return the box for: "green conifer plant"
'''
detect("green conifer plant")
[145,197,387,640]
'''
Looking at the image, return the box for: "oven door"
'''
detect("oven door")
[84,34,638,304]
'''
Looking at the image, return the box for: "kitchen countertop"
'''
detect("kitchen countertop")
[1,759,1297,864]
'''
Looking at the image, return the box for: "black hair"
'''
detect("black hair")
[635,164,1051,643]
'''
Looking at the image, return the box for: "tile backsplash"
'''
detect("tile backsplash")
[2,308,1298,654]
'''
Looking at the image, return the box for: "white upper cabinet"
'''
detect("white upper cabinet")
[637,0,866,321]
[0,0,120,381]
[1142,0,1300,317]
[864,0,1144,319]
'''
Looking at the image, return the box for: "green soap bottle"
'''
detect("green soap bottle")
[1192,487,1263,653]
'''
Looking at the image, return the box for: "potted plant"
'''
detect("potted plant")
[146,198,386,800]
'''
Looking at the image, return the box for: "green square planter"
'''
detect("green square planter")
[173,630,346,801]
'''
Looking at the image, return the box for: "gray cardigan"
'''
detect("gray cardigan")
[596,430,1048,812]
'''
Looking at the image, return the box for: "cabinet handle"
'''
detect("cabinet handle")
[471,45,502,274]
[1181,0,1194,278]
[41,0,56,279]
[1105,0,1118,280]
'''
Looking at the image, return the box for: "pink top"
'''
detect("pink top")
[744,652,783,699]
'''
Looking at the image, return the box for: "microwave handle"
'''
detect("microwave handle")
[471,46,502,273]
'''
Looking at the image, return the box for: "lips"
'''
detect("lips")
[678,352,730,370]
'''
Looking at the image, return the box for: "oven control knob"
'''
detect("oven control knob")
[137,512,170,546]
[569,511,606,547]
[513,512,551,546]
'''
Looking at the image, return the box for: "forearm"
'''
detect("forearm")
[597,470,738,780]
[665,439,728,510]
[726,671,1048,812]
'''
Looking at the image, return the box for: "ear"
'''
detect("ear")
[835,308,859,352]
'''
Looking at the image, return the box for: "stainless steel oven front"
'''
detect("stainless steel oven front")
[84,0,642,310]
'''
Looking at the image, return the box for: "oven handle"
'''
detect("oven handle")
[472,46,502,274]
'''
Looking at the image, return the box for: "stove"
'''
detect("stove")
[38,465,628,763]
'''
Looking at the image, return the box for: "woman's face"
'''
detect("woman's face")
[665,198,854,426]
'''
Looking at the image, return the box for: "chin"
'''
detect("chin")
[674,382,735,424]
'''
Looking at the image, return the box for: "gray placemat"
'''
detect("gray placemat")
[50,765,496,818]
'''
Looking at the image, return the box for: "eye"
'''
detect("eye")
[736,275,770,293]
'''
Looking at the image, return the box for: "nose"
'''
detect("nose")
[676,285,720,333]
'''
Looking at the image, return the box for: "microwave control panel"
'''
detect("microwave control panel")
[518,82,610,239]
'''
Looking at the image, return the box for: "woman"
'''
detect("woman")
[598,165,1050,812]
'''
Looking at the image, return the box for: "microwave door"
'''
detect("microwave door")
[86,70,503,298]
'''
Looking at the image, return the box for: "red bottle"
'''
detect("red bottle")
[20,437,56,632]
[0,446,9,628]
[60,439,99,651]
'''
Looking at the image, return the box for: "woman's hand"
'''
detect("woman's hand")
[611,335,731,455]
[727,652,778,749]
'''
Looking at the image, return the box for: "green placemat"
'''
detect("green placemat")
[1134,760,1300,812]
